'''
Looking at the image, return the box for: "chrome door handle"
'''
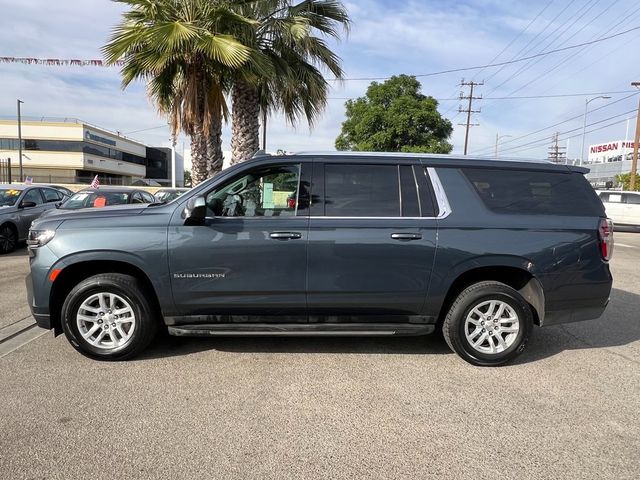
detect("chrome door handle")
[391,233,422,241]
[270,232,302,240]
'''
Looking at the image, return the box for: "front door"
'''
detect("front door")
[306,162,438,320]
[17,188,47,238]
[168,161,310,321]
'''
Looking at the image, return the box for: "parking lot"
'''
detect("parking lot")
[1,234,639,480]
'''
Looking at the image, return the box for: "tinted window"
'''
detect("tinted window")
[624,193,640,205]
[42,188,62,202]
[325,164,400,217]
[399,166,420,217]
[206,164,300,217]
[22,189,43,205]
[463,168,602,216]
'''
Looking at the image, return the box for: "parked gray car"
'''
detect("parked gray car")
[0,184,65,253]
[25,153,613,365]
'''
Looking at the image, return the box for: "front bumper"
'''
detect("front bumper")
[26,270,51,330]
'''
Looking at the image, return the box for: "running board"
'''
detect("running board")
[168,323,435,337]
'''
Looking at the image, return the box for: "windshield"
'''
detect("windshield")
[0,189,21,207]
[61,191,130,209]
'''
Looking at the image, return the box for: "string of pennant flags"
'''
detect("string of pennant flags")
[0,57,123,66]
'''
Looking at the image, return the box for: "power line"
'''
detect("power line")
[470,92,640,154]
[471,0,556,82]
[6,25,634,81]
[492,109,637,155]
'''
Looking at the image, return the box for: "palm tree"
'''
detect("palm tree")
[103,0,259,185]
[230,0,350,164]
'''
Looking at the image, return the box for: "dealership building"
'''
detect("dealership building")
[583,139,638,188]
[0,118,183,186]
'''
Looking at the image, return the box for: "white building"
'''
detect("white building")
[0,118,183,186]
[584,140,638,188]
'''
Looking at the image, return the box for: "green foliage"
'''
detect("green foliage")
[234,0,350,126]
[335,75,453,153]
[184,169,192,187]
[615,172,640,191]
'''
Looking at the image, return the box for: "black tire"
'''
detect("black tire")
[0,223,18,254]
[61,273,158,360]
[443,281,533,366]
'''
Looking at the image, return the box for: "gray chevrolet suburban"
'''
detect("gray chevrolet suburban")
[25,153,613,366]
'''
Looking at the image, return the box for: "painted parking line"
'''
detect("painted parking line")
[0,318,48,358]
[615,243,637,248]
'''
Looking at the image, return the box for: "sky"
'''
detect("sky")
[1,0,639,167]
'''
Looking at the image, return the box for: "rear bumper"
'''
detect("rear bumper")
[542,297,610,326]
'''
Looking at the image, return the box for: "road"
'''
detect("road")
[1,234,639,479]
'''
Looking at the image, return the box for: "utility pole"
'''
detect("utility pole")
[458,80,483,155]
[630,81,640,190]
[580,95,610,165]
[17,99,24,182]
[548,132,567,164]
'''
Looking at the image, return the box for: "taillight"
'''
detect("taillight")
[598,218,614,261]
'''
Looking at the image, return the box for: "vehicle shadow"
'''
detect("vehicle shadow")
[136,287,639,364]
[513,287,640,364]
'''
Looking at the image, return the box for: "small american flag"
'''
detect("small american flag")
[90,175,100,188]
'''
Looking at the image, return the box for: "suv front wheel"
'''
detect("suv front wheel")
[61,273,158,360]
[443,281,533,366]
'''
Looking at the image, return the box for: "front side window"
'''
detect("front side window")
[205,164,301,217]
[22,189,43,206]
[324,164,400,217]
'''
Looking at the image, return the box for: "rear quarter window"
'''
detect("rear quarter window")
[462,168,603,216]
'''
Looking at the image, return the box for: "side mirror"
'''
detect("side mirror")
[19,201,37,209]
[55,202,62,209]
[182,195,207,225]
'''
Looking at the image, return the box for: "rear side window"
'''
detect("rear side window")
[463,168,603,216]
[325,164,400,217]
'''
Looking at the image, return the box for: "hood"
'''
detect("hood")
[36,203,150,223]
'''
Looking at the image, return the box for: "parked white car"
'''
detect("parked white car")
[597,190,640,227]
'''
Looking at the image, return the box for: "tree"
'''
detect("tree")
[335,75,453,153]
[184,169,192,188]
[229,0,350,164]
[615,172,640,191]
[103,0,259,185]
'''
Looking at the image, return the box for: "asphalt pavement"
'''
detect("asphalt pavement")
[1,234,639,479]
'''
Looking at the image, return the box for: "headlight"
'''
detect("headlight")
[27,229,56,247]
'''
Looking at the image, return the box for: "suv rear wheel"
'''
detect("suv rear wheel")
[443,281,533,366]
[61,273,158,360]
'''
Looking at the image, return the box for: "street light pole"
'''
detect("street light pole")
[17,99,24,182]
[580,95,611,166]
[495,133,512,158]
[630,82,640,190]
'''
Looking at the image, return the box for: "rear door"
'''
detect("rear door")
[622,193,640,226]
[306,160,438,320]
